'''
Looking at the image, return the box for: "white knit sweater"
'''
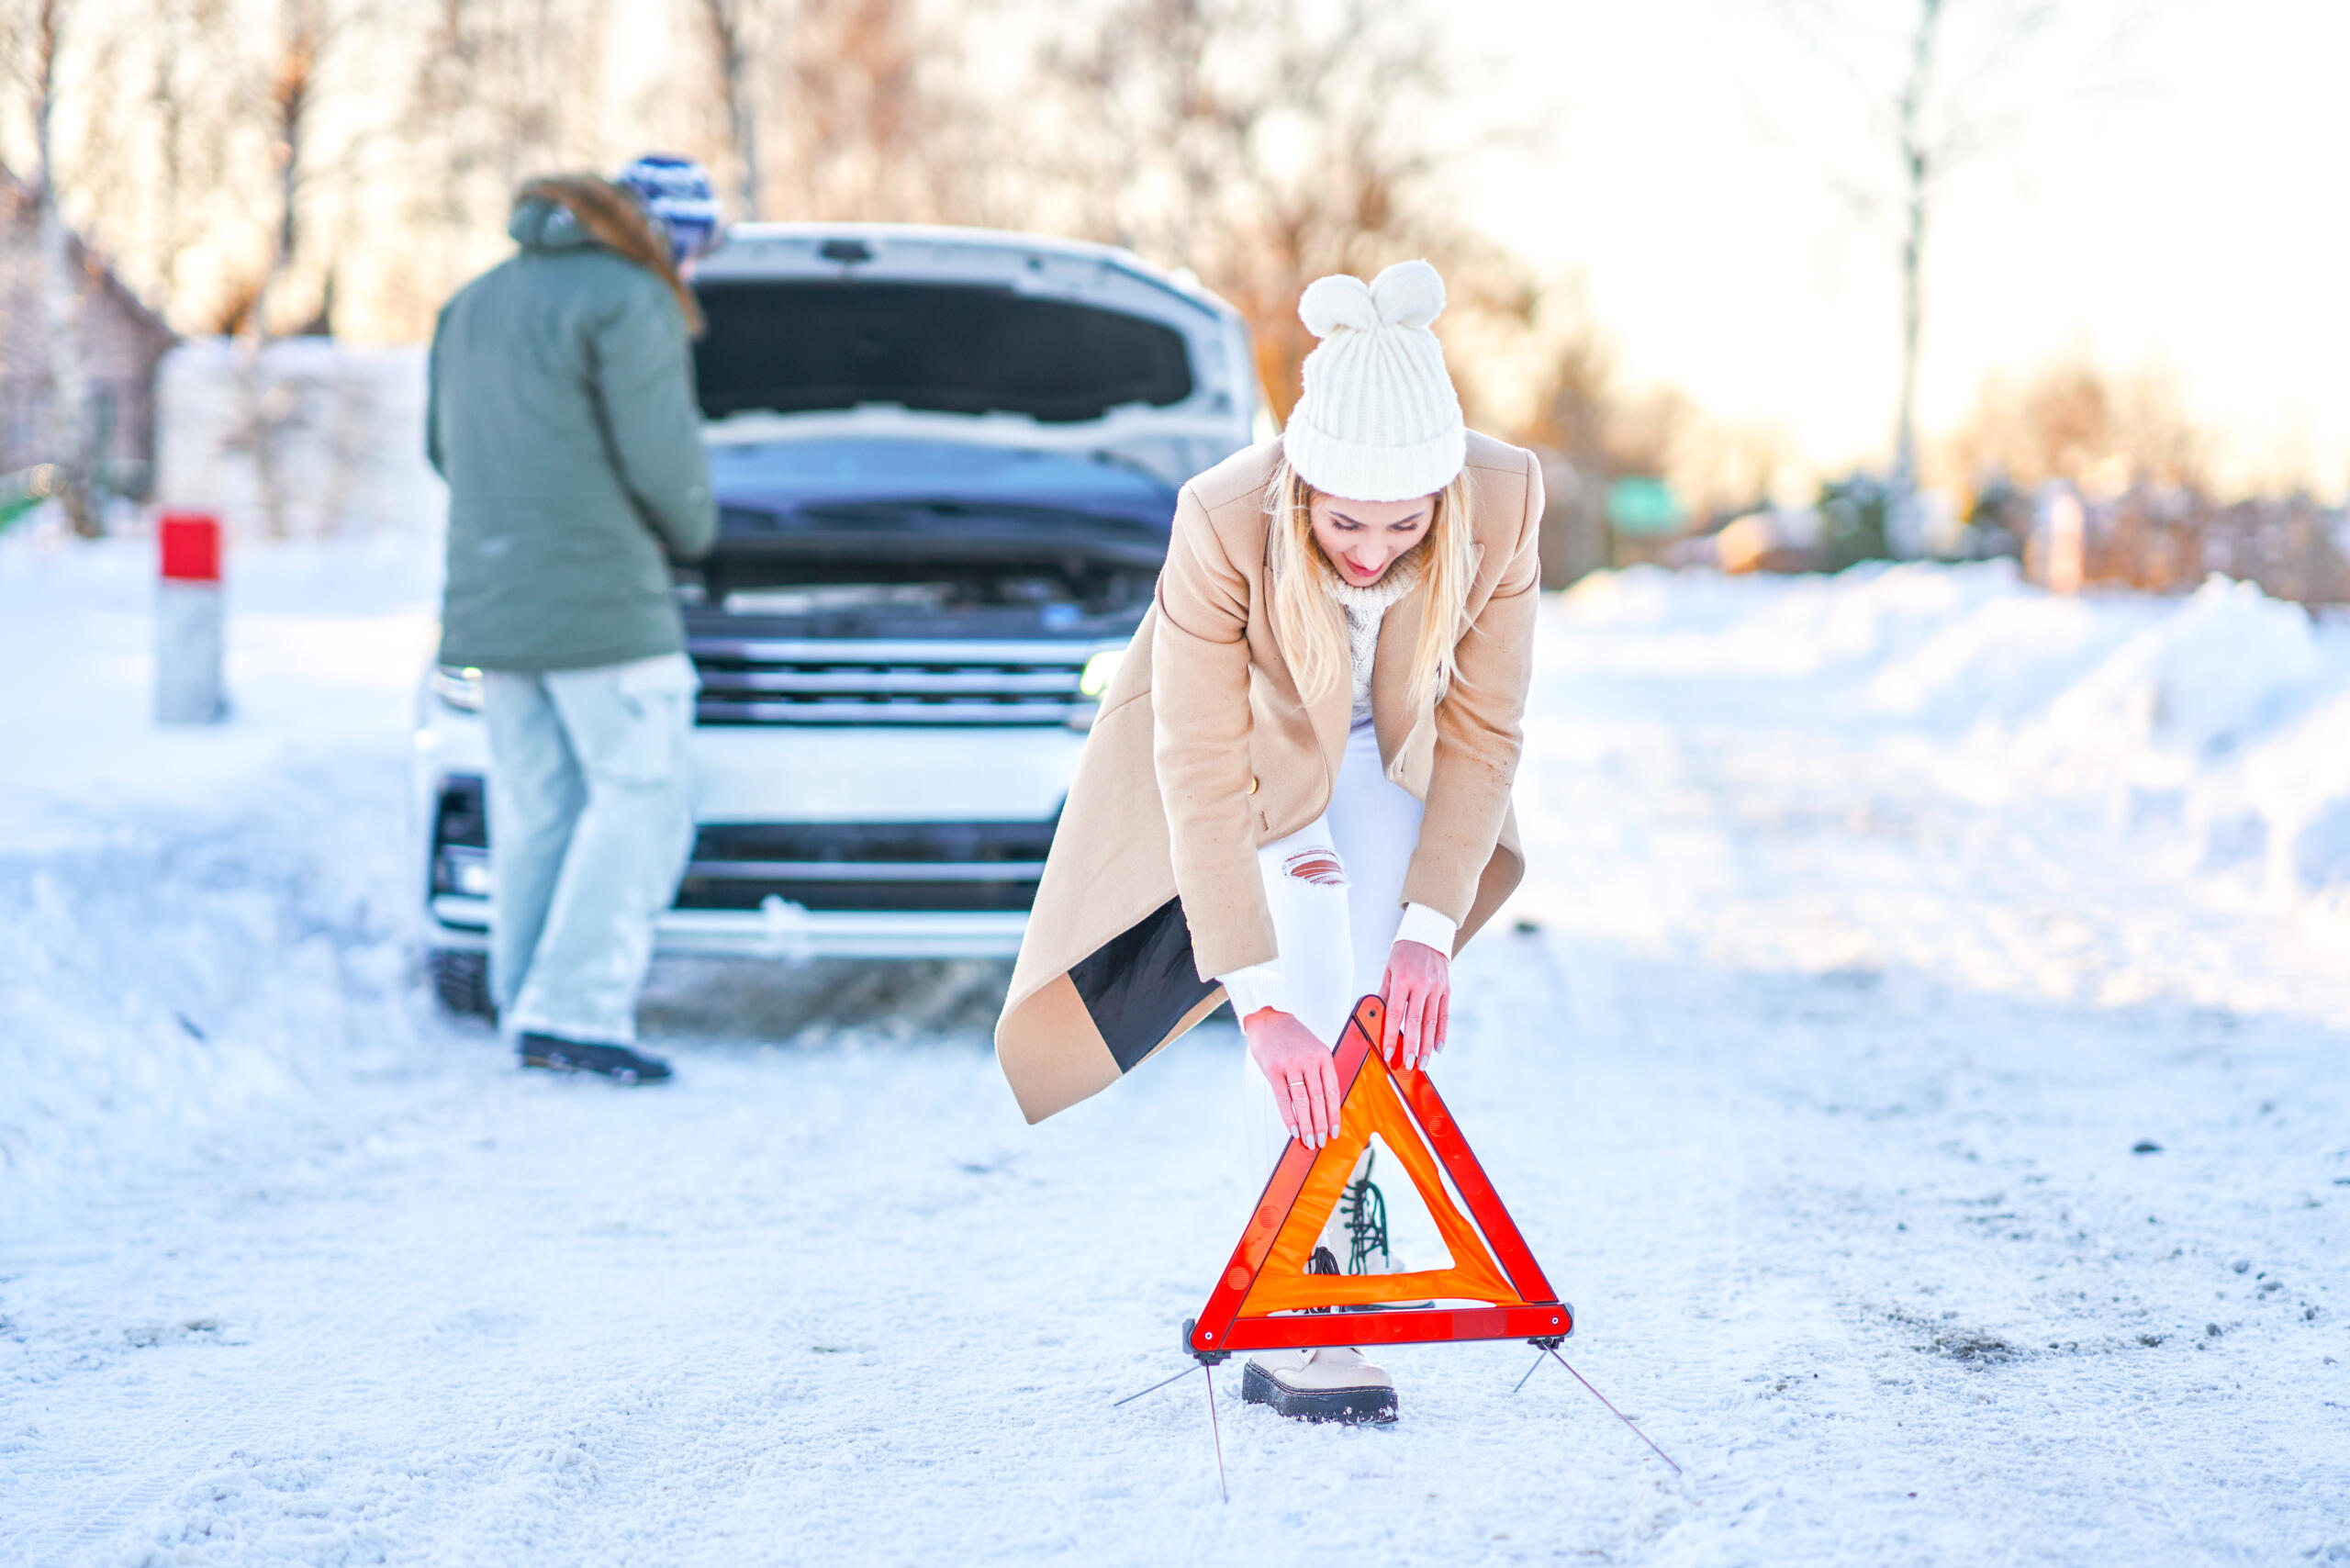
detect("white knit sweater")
[1322,549,1425,728]
[1322,547,1456,953]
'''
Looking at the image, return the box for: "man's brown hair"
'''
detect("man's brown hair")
[514,174,705,336]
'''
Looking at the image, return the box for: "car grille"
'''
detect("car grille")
[687,637,1096,726]
[677,820,1054,912]
[429,780,1057,915]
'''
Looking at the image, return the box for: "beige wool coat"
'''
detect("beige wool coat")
[994,431,1545,1123]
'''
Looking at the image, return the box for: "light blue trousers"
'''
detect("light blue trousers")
[481,653,697,1046]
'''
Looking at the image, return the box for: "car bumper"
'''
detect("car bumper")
[425,895,1028,959]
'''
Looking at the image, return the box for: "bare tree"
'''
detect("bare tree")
[1046,0,1233,263]
[1763,0,2154,496]
[0,0,99,532]
[26,0,252,337]
[764,0,991,224]
[1946,356,2207,493]
[696,0,768,218]
[142,0,237,322]
[221,0,388,534]
[403,0,611,322]
[1886,0,1949,493]
[27,0,91,532]
[255,0,321,339]
[0,0,1539,425]
[1045,0,1521,420]
[1523,311,1796,523]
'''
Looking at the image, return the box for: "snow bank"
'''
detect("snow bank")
[0,532,444,1234]
[1562,560,2061,689]
[1560,563,2350,929]
[1867,589,2153,730]
[2044,577,2323,757]
[0,819,423,1233]
[1983,577,2348,919]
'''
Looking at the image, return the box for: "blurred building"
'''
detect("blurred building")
[155,339,442,540]
[2021,479,2350,606]
[1531,450,1605,588]
[1526,451,1695,586]
[0,167,176,498]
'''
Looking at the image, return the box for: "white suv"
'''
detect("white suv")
[412,223,1261,1015]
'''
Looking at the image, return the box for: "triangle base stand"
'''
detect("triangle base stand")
[1187,1310,1572,1357]
[1183,1315,1567,1365]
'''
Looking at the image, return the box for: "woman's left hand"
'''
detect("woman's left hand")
[1381,939,1449,1070]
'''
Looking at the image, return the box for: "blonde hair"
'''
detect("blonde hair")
[1263,455,1476,713]
[514,174,705,336]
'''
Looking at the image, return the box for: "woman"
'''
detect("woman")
[428,167,719,1084]
[995,260,1543,1423]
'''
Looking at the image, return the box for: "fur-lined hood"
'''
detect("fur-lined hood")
[507,192,600,252]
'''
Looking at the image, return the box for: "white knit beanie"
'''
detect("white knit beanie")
[1281,260,1466,502]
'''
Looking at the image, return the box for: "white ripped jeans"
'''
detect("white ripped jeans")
[1219,722,1457,1182]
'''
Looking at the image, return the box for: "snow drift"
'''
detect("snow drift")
[1567,561,2350,929]
[0,532,443,1235]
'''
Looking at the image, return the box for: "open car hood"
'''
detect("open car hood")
[689,224,1259,487]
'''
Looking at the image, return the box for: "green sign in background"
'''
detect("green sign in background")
[1606,476,1685,536]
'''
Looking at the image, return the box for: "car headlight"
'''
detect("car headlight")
[431,666,485,713]
[1078,648,1125,699]
[433,846,493,898]
[1067,647,1129,733]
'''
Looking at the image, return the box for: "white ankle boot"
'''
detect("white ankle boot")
[1240,1346,1398,1425]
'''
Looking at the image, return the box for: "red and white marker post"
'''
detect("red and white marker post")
[155,510,225,723]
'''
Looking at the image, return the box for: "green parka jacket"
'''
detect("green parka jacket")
[428,193,717,671]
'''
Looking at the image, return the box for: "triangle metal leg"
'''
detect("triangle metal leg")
[1547,1347,1683,1477]
[1203,1363,1229,1503]
[1112,1364,1200,1408]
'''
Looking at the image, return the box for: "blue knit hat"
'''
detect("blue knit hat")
[616,154,722,265]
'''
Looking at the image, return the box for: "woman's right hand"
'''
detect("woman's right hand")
[1243,1008,1342,1148]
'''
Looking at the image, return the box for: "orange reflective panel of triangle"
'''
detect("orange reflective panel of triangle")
[1235,1048,1523,1316]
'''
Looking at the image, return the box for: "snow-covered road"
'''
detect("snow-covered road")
[5,544,2347,1565]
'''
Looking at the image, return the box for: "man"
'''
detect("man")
[426,159,722,1083]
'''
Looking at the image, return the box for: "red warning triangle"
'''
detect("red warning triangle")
[1186,995,1573,1356]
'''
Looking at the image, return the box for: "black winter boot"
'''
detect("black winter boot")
[518,1034,673,1084]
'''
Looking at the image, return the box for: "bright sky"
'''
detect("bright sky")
[1457,0,2350,495]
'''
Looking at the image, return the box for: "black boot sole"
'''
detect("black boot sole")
[517,1050,669,1085]
[1241,1361,1399,1425]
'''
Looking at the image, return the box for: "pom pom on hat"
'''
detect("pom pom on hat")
[1281,260,1466,502]
[1296,261,1448,338]
[1368,258,1445,330]
[1299,274,1380,337]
